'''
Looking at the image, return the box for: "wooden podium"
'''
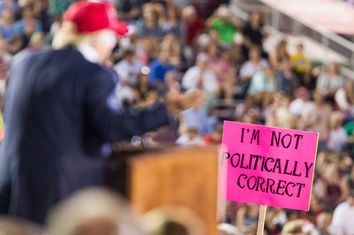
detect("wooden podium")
[106,145,218,235]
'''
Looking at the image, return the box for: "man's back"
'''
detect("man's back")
[0,47,116,223]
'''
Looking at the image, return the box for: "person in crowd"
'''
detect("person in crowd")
[301,91,332,151]
[290,43,311,87]
[0,8,16,40]
[235,204,258,235]
[176,127,205,145]
[181,5,204,46]
[116,0,148,22]
[269,38,289,71]
[248,65,278,96]
[47,188,145,235]
[136,3,164,38]
[281,219,318,235]
[289,87,313,118]
[327,112,348,153]
[335,79,354,118]
[27,31,45,49]
[142,206,206,235]
[241,11,266,59]
[206,5,239,47]
[160,34,182,67]
[329,181,354,235]
[238,46,268,98]
[14,6,42,36]
[182,53,219,95]
[149,47,176,86]
[315,212,332,235]
[211,51,236,101]
[114,49,144,87]
[317,63,345,97]
[161,4,183,38]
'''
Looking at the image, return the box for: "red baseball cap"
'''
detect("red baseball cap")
[64,1,128,36]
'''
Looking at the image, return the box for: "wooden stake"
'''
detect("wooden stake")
[256,205,267,235]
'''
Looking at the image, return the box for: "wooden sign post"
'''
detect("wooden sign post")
[256,205,267,235]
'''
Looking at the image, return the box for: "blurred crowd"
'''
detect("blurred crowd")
[1,0,354,235]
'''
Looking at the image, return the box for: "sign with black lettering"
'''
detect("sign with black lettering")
[221,121,319,211]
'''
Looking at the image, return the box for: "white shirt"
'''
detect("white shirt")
[327,127,348,153]
[239,59,268,78]
[77,43,101,64]
[182,66,218,94]
[289,99,314,117]
[114,59,143,86]
[329,201,354,235]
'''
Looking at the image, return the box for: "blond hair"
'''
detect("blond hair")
[52,22,97,49]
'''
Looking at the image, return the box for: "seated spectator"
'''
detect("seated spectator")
[281,219,317,235]
[327,112,347,153]
[329,182,354,235]
[116,0,146,22]
[142,206,206,235]
[301,91,332,151]
[134,71,155,107]
[0,8,16,40]
[206,5,239,47]
[176,127,205,145]
[149,48,176,86]
[203,123,223,145]
[160,34,182,67]
[207,42,221,64]
[235,204,258,235]
[335,79,354,117]
[28,31,45,49]
[182,53,219,95]
[241,11,266,60]
[211,51,236,100]
[136,3,164,38]
[114,49,144,86]
[7,34,25,54]
[0,0,18,14]
[238,46,268,98]
[179,95,216,136]
[248,65,277,96]
[47,188,145,235]
[290,43,311,86]
[317,63,345,96]
[182,5,204,46]
[265,207,287,234]
[161,5,183,38]
[315,212,332,235]
[14,6,42,35]
[269,38,289,71]
[289,87,313,117]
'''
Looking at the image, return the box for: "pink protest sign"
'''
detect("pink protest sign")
[221,121,319,211]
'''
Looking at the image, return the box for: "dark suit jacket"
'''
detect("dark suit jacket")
[0,47,169,224]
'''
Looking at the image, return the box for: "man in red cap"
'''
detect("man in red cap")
[0,1,189,224]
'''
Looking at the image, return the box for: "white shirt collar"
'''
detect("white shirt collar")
[77,43,101,64]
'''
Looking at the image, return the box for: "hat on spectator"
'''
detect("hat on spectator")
[64,1,128,36]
